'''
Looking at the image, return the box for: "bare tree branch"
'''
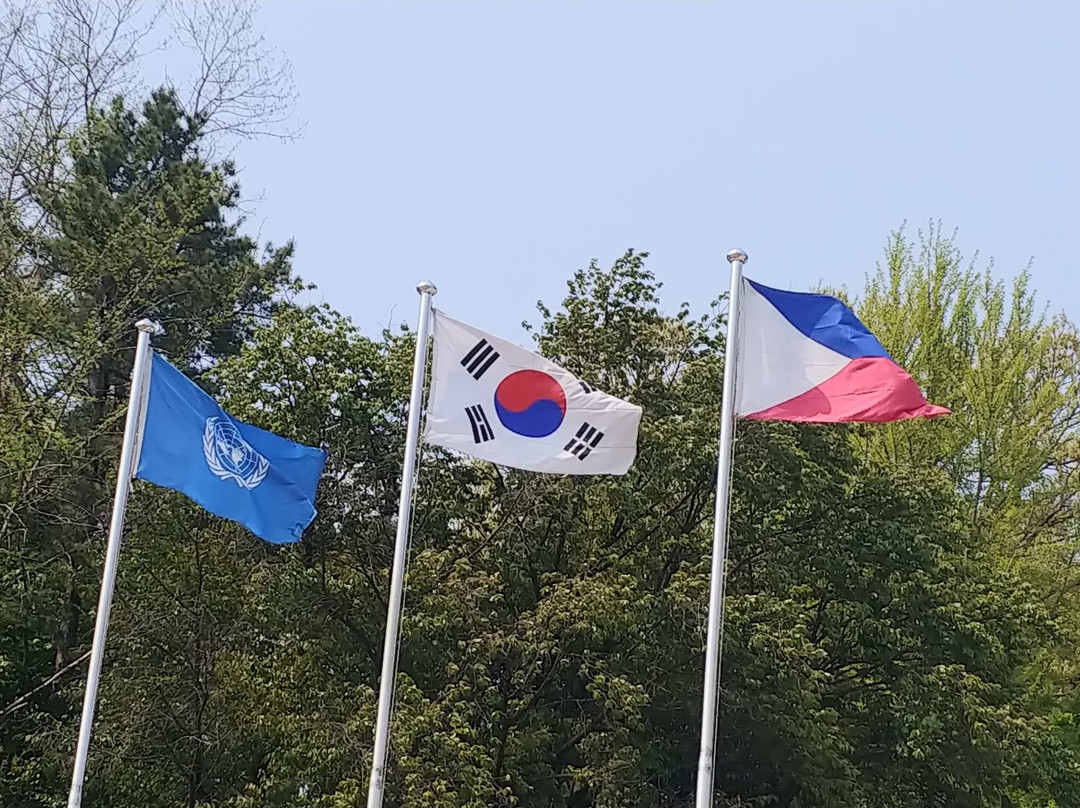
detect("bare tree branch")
[0,0,162,234]
[0,649,90,720]
[0,0,297,233]
[166,0,300,142]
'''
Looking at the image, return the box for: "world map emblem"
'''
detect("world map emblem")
[203,416,269,489]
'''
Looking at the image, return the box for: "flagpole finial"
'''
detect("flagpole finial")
[726,249,748,264]
[135,319,161,334]
[416,280,438,296]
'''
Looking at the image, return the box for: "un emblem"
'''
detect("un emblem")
[203,416,269,490]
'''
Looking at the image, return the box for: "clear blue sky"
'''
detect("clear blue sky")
[224,2,1079,341]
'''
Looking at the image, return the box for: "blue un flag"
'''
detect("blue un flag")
[135,353,327,544]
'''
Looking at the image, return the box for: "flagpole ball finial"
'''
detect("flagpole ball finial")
[416,280,438,296]
[726,249,749,264]
[135,318,161,334]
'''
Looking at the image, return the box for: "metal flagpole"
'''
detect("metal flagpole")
[67,318,158,808]
[366,281,437,808]
[695,249,748,808]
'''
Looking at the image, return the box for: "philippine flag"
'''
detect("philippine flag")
[736,278,950,423]
[424,312,643,474]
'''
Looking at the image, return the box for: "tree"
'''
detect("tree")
[4,78,1080,807]
[849,225,1080,807]
[854,224,1080,553]
[0,0,296,206]
[0,90,294,805]
[188,250,1079,808]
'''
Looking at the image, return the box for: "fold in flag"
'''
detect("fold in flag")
[424,312,642,474]
[134,353,328,543]
[736,278,950,423]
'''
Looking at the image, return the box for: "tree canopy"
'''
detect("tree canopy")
[3,39,1080,808]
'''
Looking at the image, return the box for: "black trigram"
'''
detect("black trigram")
[564,422,604,460]
[461,339,500,380]
[465,404,495,444]
[579,381,596,395]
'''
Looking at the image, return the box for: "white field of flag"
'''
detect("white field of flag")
[424,311,642,475]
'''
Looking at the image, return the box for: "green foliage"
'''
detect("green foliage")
[2,92,1078,808]
[854,225,1080,552]
[0,88,295,806]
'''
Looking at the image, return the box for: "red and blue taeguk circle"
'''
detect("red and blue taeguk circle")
[493,370,567,438]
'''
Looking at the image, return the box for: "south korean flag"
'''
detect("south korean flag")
[424,312,642,475]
